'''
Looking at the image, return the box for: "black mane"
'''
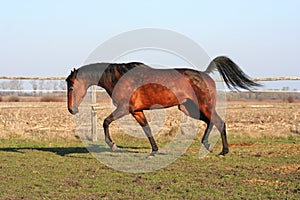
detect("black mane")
[67,62,146,86]
[105,62,145,84]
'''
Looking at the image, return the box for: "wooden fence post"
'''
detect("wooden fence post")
[91,86,97,142]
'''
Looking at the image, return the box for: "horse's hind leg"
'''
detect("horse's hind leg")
[200,113,214,152]
[132,111,158,156]
[103,106,128,151]
[178,100,213,151]
[210,111,229,156]
[178,99,200,119]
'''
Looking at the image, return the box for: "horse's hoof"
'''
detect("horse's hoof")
[218,150,229,157]
[147,150,158,158]
[204,143,212,152]
[111,143,117,151]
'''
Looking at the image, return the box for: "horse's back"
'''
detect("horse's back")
[111,66,194,108]
[110,64,215,111]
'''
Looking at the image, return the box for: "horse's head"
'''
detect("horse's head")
[66,68,87,115]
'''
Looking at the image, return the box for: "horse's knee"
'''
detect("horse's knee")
[103,119,110,128]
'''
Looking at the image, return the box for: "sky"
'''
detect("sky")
[0,0,299,89]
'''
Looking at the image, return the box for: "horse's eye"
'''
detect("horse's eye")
[69,87,74,91]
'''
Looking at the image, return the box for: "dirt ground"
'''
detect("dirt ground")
[226,101,300,138]
[0,100,299,140]
[0,100,299,199]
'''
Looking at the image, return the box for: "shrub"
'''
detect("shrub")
[40,95,62,102]
[8,96,20,102]
[287,95,294,103]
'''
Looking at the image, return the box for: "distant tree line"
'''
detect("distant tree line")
[0,80,299,103]
[0,80,66,96]
[227,90,300,102]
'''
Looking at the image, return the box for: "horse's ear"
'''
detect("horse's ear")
[69,68,78,79]
[66,68,77,82]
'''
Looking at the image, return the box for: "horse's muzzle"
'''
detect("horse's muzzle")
[68,107,79,115]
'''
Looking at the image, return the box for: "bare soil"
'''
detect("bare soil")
[0,100,299,199]
[0,100,299,140]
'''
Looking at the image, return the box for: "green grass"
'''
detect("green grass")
[0,135,299,199]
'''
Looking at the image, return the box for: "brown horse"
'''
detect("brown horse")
[66,56,260,156]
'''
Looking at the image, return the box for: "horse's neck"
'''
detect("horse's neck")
[99,63,141,96]
[78,63,106,88]
[84,62,142,96]
[98,65,120,96]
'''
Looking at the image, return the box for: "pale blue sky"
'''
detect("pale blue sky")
[0,0,299,89]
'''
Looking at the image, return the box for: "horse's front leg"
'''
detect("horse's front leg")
[103,107,127,151]
[132,111,158,156]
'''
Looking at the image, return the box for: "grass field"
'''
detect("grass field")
[0,135,299,199]
[0,101,299,199]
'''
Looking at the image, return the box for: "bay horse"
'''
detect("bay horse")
[66,56,260,156]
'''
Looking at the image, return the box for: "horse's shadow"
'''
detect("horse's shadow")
[0,144,150,156]
[0,146,89,156]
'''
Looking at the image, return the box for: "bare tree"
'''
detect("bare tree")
[30,80,38,96]
[38,80,44,95]
[44,81,52,93]
[9,80,23,95]
[52,81,58,91]
[59,80,66,90]
[0,81,9,95]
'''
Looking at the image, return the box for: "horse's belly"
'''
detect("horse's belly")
[130,83,182,110]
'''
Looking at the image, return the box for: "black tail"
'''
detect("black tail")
[205,56,261,90]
